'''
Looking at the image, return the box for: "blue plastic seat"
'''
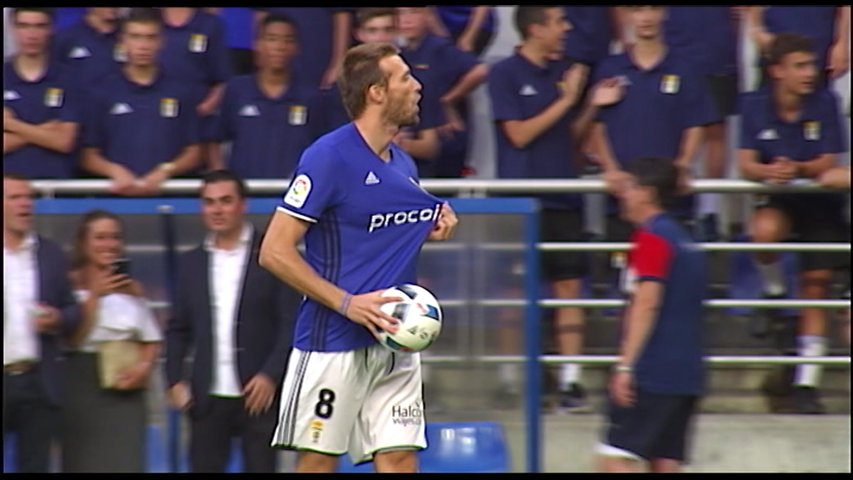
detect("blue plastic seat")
[338,421,511,473]
[420,421,510,473]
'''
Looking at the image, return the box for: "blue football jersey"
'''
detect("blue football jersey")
[277,123,444,352]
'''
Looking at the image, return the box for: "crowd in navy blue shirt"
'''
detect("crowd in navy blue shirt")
[5,6,847,187]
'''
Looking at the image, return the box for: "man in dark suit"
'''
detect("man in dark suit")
[165,169,300,473]
[3,172,82,473]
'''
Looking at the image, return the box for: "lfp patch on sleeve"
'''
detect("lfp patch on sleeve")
[284,174,312,208]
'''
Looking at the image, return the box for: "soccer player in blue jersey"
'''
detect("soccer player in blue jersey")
[597,157,708,473]
[259,42,458,473]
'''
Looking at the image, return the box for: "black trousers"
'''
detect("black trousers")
[188,396,278,473]
[2,369,58,473]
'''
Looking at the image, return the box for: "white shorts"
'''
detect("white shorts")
[271,344,427,464]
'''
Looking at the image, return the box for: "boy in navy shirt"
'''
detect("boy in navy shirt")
[216,13,311,179]
[261,42,458,473]
[665,7,741,240]
[4,7,80,179]
[160,8,231,171]
[739,34,848,414]
[80,8,200,196]
[53,8,124,100]
[591,6,718,238]
[398,7,488,178]
[307,8,445,169]
[258,8,353,91]
[597,156,707,473]
[488,6,592,411]
[749,6,848,87]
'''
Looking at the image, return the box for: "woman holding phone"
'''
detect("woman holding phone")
[61,209,162,472]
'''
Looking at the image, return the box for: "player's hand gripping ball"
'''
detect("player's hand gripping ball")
[377,284,443,353]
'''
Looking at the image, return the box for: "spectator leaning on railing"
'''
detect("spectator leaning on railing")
[738,33,849,414]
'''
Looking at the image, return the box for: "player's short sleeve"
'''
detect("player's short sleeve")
[207,15,233,84]
[178,87,201,146]
[487,60,523,122]
[680,68,720,129]
[215,79,237,141]
[277,144,342,222]
[56,80,82,124]
[82,87,108,149]
[817,89,847,154]
[631,230,673,283]
[737,92,761,151]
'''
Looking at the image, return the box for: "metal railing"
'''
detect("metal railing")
[30,177,851,196]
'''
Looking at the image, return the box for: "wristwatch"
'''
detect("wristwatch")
[614,364,634,374]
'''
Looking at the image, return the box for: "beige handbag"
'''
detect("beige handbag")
[97,340,142,389]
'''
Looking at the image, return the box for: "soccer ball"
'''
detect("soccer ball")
[377,284,443,353]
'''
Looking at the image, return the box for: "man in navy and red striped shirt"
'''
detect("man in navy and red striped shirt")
[597,157,708,473]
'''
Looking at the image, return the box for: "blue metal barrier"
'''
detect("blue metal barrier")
[32,196,543,473]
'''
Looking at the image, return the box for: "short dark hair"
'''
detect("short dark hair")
[3,172,31,182]
[626,157,680,210]
[11,8,55,22]
[767,33,815,67]
[514,6,553,40]
[201,169,248,199]
[122,7,163,33]
[338,42,400,120]
[355,8,396,29]
[257,12,299,40]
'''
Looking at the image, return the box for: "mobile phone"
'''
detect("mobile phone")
[111,258,132,276]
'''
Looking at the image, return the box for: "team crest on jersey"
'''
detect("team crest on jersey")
[189,34,208,53]
[44,88,64,108]
[660,74,680,94]
[309,420,324,444]
[284,174,312,208]
[803,121,821,141]
[160,98,179,118]
[289,105,307,126]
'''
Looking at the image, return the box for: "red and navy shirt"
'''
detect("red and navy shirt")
[620,213,708,395]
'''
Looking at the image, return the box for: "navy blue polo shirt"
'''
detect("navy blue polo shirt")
[217,74,313,179]
[564,7,613,66]
[665,7,737,77]
[83,71,200,176]
[220,8,253,50]
[265,8,353,90]
[436,7,496,37]
[160,10,232,106]
[739,87,847,210]
[54,19,123,98]
[621,213,708,395]
[488,53,581,210]
[306,84,350,144]
[593,51,720,168]
[3,59,81,179]
[764,6,836,74]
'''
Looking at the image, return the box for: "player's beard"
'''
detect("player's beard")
[385,92,419,128]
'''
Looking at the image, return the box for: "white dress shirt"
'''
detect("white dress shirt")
[206,223,252,397]
[71,291,163,353]
[3,233,41,365]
